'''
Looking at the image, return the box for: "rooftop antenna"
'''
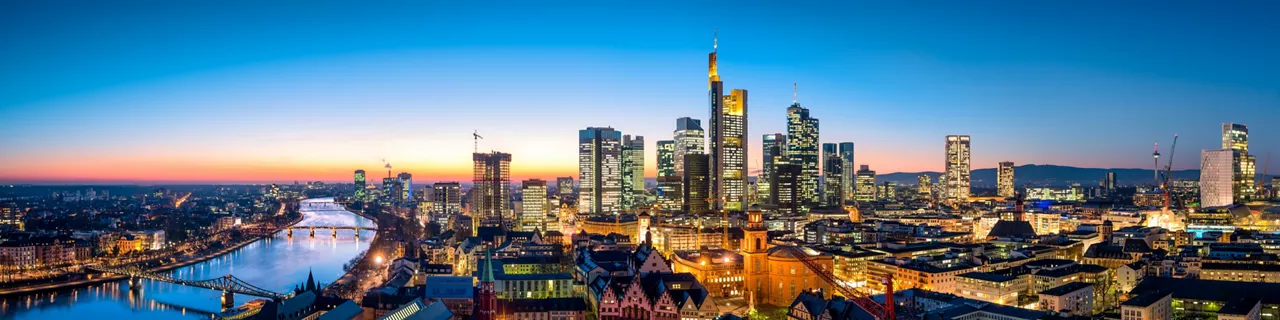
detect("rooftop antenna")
[713,28,718,52]
[793,82,798,103]
[473,130,484,154]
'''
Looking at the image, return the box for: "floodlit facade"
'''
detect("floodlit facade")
[822,143,843,207]
[713,89,748,211]
[579,127,623,214]
[520,179,547,231]
[657,140,675,178]
[1223,123,1256,202]
[556,177,574,201]
[354,170,366,200]
[944,135,972,203]
[856,165,877,203]
[839,142,855,205]
[998,161,1015,198]
[674,117,705,177]
[918,175,932,198]
[760,133,786,206]
[622,135,645,210]
[786,104,820,209]
[473,152,512,223]
[1201,149,1235,208]
[432,182,461,226]
[398,172,413,203]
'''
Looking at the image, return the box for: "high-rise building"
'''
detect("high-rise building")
[556,177,574,201]
[683,153,711,214]
[579,127,623,214]
[856,165,876,203]
[0,202,22,231]
[760,133,786,205]
[431,182,461,226]
[674,117,705,176]
[622,135,645,210]
[657,140,676,178]
[997,161,1015,198]
[822,143,843,206]
[1201,149,1235,208]
[839,142,855,204]
[472,152,512,224]
[786,104,820,208]
[382,177,397,202]
[918,174,932,197]
[520,179,547,231]
[354,170,366,200]
[710,90,748,212]
[944,135,972,203]
[397,172,413,203]
[1105,172,1117,192]
[772,163,801,215]
[1223,123,1256,202]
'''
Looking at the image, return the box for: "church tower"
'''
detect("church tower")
[741,208,769,311]
[477,250,497,320]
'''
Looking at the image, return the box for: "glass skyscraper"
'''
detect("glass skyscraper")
[944,135,971,203]
[579,127,623,214]
[760,133,785,206]
[786,104,820,209]
[822,143,842,207]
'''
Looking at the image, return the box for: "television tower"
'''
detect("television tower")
[1152,141,1160,184]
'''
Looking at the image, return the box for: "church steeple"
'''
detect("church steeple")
[477,249,497,320]
[305,268,316,291]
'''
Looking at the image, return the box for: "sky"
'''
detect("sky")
[1,1,1278,184]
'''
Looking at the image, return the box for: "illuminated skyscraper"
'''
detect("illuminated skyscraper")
[354,169,366,200]
[786,104,820,208]
[772,163,800,215]
[856,165,876,203]
[997,161,1015,198]
[657,140,676,178]
[1201,149,1235,208]
[674,117,705,176]
[1105,172,1117,192]
[397,172,413,203]
[622,135,645,210]
[706,35,748,212]
[944,135,972,203]
[822,143,843,206]
[432,182,461,226]
[579,127,623,214]
[1223,123,1256,202]
[917,174,932,197]
[556,177,574,201]
[683,154,711,214]
[472,152,512,223]
[760,133,786,205]
[839,142,855,204]
[520,179,547,231]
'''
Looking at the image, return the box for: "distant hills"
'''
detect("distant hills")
[876,164,1275,188]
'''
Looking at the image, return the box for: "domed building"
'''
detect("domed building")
[741,209,835,307]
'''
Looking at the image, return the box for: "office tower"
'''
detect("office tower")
[674,117,705,177]
[622,135,645,210]
[944,135,972,203]
[579,127,623,214]
[997,161,1015,198]
[772,163,801,215]
[710,88,748,211]
[472,152,512,223]
[354,170,366,200]
[657,140,676,178]
[397,172,413,203]
[760,133,786,205]
[520,179,547,231]
[556,177,574,201]
[839,142,855,204]
[683,154,711,213]
[786,104,820,208]
[432,182,461,226]
[0,202,22,231]
[822,143,843,206]
[1105,172,1117,194]
[880,182,897,201]
[918,174,932,197]
[1223,123,1257,202]
[856,165,876,203]
[1201,149,1235,207]
[382,177,396,201]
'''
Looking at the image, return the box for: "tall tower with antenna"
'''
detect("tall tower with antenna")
[1153,141,1160,185]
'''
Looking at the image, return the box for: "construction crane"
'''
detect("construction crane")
[1160,134,1178,210]
[795,256,896,320]
[473,130,484,153]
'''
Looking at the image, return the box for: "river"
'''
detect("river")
[0,198,374,320]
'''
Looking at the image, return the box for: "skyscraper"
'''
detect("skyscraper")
[397,172,413,203]
[1105,172,1117,192]
[657,140,676,178]
[472,152,512,224]
[674,117,705,176]
[579,127,623,214]
[786,104,820,208]
[760,133,786,206]
[711,88,748,212]
[772,163,800,215]
[556,177,574,201]
[1201,149,1235,208]
[520,179,547,231]
[622,135,645,210]
[822,143,843,206]
[839,142,855,204]
[657,140,681,211]
[856,165,876,203]
[354,169,366,200]
[1223,123,1256,202]
[432,182,461,226]
[917,174,932,197]
[944,135,972,203]
[683,153,711,214]
[997,161,1015,198]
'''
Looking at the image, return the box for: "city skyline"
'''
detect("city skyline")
[3,2,1279,184]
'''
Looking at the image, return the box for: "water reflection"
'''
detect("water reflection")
[1,207,373,320]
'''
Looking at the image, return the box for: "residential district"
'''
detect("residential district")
[2,37,1279,320]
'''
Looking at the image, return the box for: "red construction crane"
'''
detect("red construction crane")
[1161,134,1178,210]
[796,257,897,320]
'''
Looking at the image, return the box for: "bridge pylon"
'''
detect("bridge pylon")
[309,227,315,237]
[221,290,234,309]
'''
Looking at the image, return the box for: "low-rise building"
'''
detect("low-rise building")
[1036,282,1093,316]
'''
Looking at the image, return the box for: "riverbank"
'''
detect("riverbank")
[0,214,305,297]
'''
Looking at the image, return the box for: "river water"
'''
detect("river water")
[0,198,374,320]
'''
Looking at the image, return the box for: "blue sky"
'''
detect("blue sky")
[1,1,1277,183]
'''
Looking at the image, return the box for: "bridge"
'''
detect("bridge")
[285,225,376,238]
[87,265,290,308]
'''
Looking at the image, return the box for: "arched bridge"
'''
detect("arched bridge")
[87,265,290,300]
[285,225,376,238]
